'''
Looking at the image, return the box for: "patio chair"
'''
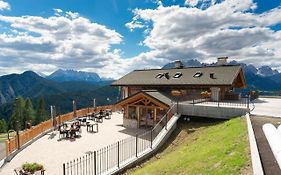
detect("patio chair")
[105,112,111,119]
[59,127,68,139]
[95,115,103,123]
[81,118,87,125]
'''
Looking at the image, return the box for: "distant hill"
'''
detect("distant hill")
[0,71,118,121]
[162,59,281,92]
[47,69,101,83]
[0,71,64,105]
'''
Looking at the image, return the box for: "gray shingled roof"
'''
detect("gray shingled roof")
[144,90,173,106]
[115,90,172,106]
[112,65,242,86]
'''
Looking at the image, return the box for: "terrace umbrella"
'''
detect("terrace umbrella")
[73,100,77,118]
[51,105,57,128]
[57,107,61,126]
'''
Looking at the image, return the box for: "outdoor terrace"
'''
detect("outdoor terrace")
[178,97,251,119]
[0,112,146,175]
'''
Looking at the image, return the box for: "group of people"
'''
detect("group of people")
[59,121,81,139]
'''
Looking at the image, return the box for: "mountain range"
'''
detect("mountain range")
[47,69,101,83]
[163,59,281,92]
[0,70,118,121]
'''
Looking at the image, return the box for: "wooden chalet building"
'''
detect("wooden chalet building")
[112,58,247,128]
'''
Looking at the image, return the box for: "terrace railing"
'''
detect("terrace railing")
[63,104,176,175]
[5,105,114,157]
[187,97,250,109]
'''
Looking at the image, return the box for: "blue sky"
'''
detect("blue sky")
[0,0,281,78]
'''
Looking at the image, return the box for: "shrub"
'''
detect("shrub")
[22,162,44,173]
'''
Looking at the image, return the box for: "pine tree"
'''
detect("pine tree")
[10,97,25,130]
[23,98,34,129]
[34,97,47,125]
[0,119,7,133]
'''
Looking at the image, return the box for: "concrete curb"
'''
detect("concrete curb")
[246,113,264,175]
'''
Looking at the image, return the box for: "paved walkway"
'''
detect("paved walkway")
[0,112,144,175]
[0,142,5,161]
[251,115,281,175]
[251,98,281,117]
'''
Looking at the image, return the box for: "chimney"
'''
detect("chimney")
[174,60,184,69]
[217,57,228,66]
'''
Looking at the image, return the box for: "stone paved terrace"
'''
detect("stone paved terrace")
[0,112,145,175]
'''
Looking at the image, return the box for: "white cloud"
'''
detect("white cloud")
[53,8,63,16]
[125,0,281,71]
[0,11,125,78]
[0,0,10,10]
[185,0,200,7]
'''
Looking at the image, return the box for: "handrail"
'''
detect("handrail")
[152,103,176,132]
[63,103,178,175]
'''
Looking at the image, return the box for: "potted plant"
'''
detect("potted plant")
[19,162,45,175]
[201,91,211,98]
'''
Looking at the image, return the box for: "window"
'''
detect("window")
[173,72,183,78]
[193,71,203,78]
[128,106,137,119]
[155,73,164,79]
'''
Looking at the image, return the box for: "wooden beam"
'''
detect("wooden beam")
[131,98,145,105]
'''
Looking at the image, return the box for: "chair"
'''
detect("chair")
[81,118,87,125]
[105,112,111,119]
[59,129,68,139]
[95,115,103,123]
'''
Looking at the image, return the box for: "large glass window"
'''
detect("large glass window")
[128,106,137,119]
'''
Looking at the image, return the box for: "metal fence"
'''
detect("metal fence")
[200,97,250,108]
[63,104,175,175]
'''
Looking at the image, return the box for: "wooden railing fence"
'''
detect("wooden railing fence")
[5,105,114,156]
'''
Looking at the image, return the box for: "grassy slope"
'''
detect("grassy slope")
[129,117,251,175]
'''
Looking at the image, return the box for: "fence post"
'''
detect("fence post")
[94,151,97,175]
[5,140,9,156]
[117,141,120,168]
[63,163,66,175]
[150,130,153,149]
[135,134,138,157]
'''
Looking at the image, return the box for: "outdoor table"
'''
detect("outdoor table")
[86,123,98,132]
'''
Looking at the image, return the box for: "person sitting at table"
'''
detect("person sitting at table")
[99,109,103,116]
[70,124,76,138]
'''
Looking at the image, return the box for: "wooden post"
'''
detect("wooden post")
[137,106,140,128]
[153,108,157,126]
[5,140,9,156]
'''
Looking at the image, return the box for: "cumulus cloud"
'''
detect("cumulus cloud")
[185,0,200,7]
[126,0,281,71]
[0,0,10,10]
[0,10,125,78]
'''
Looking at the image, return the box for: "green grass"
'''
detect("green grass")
[0,132,16,142]
[129,117,250,175]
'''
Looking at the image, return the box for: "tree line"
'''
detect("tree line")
[0,97,47,133]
